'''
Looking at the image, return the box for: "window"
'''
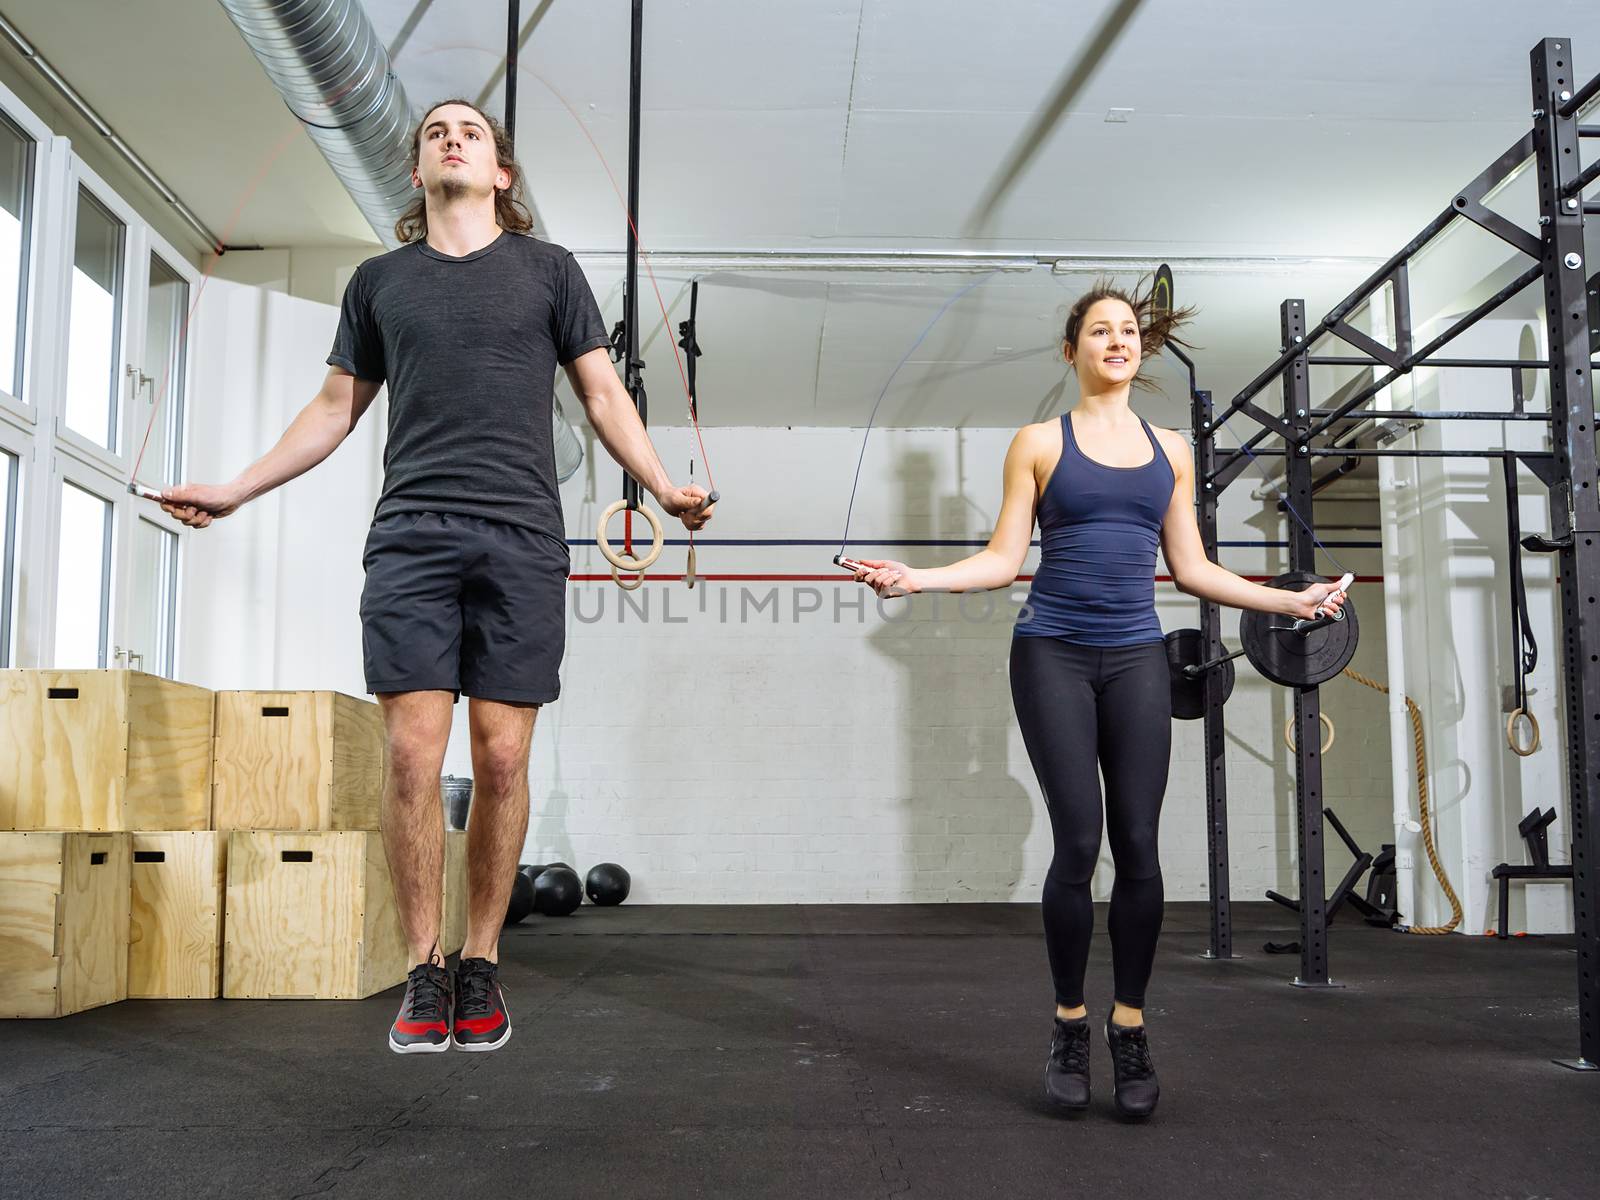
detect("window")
[125,516,177,675]
[0,83,193,674]
[54,479,112,668]
[0,115,33,401]
[139,253,187,485]
[63,187,124,451]
[0,449,16,666]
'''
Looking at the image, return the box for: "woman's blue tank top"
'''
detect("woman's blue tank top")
[1013,412,1175,646]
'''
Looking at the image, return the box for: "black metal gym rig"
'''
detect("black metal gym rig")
[1167,37,1599,1070]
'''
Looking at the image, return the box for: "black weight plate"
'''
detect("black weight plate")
[1239,572,1359,688]
[1165,626,1236,720]
[1151,262,1175,318]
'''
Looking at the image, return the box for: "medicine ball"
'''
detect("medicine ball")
[504,869,536,925]
[584,862,631,907]
[534,866,582,917]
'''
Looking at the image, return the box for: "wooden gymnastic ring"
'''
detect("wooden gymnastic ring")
[611,563,646,591]
[686,542,697,589]
[1284,712,1336,756]
[597,499,664,572]
[1505,707,1540,757]
[598,499,663,571]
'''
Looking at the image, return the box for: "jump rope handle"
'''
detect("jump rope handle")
[1314,572,1356,619]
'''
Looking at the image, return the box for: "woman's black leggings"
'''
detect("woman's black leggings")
[1009,635,1171,1009]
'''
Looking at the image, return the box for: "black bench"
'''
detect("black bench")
[1491,807,1573,938]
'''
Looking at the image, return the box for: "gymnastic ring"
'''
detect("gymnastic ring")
[1283,712,1336,756]
[611,562,646,591]
[1505,707,1540,757]
[686,542,697,589]
[597,498,664,572]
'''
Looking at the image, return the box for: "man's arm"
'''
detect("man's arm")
[159,366,381,529]
[564,347,714,530]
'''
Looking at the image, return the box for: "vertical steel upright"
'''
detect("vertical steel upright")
[622,0,645,510]
[1192,389,1234,960]
[1531,36,1600,1069]
[1280,299,1334,987]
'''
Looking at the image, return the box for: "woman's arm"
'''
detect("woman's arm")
[855,424,1045,596]
[1156,431,1347,621]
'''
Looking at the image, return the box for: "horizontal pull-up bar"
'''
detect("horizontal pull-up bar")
[1558,69,1600,118]
[1302,263,1544,441]
[1232,447,1553,462]
[1307,356,1552,370]
[1564,154,1600,198]
[1309,409,1557,423]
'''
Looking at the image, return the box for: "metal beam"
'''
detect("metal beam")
[1193,389,1234,963]
[1280,299,1335,990]
[1532,36,1600,1071]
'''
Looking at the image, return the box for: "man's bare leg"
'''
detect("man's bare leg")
[378,690,455,967]
[462,697,539,964]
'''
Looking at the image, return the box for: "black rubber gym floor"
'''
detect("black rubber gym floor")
[2,902,1594,1199]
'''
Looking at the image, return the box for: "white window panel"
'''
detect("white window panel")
[53,475,112,669]
[0,446,18,667]
[62,186,124,453]
[124,514,177,676]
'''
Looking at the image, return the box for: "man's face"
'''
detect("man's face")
[412,104,509,200]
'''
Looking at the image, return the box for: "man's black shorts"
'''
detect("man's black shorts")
[360,512,569,704]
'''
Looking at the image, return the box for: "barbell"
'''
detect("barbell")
[1166,571,1360,720]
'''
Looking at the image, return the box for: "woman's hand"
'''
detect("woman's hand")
[852,558,922,599]
[1284,579,1349,622]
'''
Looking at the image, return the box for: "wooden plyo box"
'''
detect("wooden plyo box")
[0,670,213,831]
[128,832,226,999]
[211,691,385,832]
[223,831,407,1000]
[441,830,467,958]
[0,832,130,1018]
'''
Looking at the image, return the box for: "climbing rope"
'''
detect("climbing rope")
[1340,666,1462,935]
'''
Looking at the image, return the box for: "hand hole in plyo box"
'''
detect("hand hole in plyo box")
[90,852,106,865]
[133,851,166,863]
[261,707,290,717]
[46,688,79,700]
[281,850,313,863]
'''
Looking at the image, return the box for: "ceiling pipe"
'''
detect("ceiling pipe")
[216,0,415,248]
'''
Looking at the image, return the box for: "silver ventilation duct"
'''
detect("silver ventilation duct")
[216,0,414,248]
[217,0,585,481]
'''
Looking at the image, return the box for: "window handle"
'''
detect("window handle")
[125,364,154,401]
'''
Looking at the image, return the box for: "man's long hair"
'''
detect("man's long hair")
[394,99,535,244]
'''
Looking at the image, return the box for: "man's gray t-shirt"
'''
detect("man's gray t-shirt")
[327,231,610,542]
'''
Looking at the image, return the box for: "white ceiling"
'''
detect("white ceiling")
[3,0,1597,427]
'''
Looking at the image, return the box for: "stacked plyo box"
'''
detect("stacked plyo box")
[0,670,214,1017]
[1,674,465,1013]
[217,691,465,1000]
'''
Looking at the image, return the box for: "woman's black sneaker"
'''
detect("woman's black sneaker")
[452,958,512,1052]
[388,961,452,1054]
[1044,1016,1092,1110]
[1104,1011,1160,1117]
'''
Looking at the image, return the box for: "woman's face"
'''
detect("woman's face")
[1067,298,1142,389]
